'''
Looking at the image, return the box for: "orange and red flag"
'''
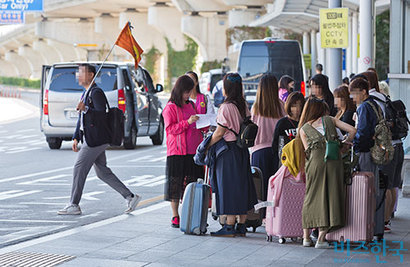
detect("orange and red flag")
[115,22,143,68]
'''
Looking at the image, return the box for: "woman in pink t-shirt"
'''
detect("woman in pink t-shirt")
[207,73,257,237]
[251,73,285,199]
[162,75,204,228]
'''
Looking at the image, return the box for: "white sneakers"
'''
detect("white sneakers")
[303,238,313,247]
[57,194,142,215]
[315,241,333,249]
[57,204,82,215]
[125,194,142,214]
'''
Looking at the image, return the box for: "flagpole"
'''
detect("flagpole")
[81,43,116,102]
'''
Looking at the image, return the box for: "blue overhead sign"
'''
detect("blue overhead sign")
[0,11,24,24]
[0,0,43,12]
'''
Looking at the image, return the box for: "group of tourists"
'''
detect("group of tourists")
[162,67,404,247]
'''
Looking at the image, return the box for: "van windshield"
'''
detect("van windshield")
[238,41,303,82]
[49,66,117,92]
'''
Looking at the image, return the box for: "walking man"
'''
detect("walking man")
[58,64,141,215]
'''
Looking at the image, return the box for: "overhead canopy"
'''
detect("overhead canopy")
[250,0,390,33]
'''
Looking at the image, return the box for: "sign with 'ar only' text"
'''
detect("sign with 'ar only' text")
[0,0,43,12]
[320,8,349,48]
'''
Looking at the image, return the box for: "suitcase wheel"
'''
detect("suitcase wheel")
[252,227,256,233]
[212,215,218,221]
[278,238,286,244]
[266,235,273,242]
[291,237,298,242]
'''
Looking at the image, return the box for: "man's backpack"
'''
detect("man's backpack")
[367,101,394,165]
[105,99,124,146]
[219,116,258,149]
[384,97,409,140]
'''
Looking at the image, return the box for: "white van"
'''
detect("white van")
[237,38,307,106]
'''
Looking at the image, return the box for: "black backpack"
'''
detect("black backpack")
[374,95,410,140]
[105,98,125,146]
[219,116,259,148]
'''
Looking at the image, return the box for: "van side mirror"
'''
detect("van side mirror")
[156,84,164,93]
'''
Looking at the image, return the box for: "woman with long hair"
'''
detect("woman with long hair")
[186,71,215,116]
[333,85,356,127]
[162,75,204,228]
[309,74,336,116]
[298,97,356,249]
[207,73,257,237]
[278,75,295,102]
[272,91,305,170]
[251,73,285,195]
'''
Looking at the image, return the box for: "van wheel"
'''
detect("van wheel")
[151,118,164,146]
[47,137,62,149]
[123,126,137,149]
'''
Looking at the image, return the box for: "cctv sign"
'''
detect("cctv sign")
[320,8,349,48]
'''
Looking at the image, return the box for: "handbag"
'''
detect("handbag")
[322,117,340,162]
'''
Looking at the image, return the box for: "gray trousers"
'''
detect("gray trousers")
[70,141,132,205]
[358,152,385,236]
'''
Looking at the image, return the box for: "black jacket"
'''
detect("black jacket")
[73,84,111,147]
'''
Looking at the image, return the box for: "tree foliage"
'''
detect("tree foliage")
[375,10,390,80]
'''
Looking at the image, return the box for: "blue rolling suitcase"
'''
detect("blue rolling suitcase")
[180,178,210,235]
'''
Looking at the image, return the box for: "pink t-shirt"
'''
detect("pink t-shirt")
[181,103,203,154]
[251,103,285,152]
[217,102,250,142]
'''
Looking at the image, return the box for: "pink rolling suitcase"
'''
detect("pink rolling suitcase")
[266,166,305,244]
[326,172,376,243]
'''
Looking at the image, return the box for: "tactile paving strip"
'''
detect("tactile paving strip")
[0,251,75,267]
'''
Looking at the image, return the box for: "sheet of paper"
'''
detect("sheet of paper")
[196,113,217,129]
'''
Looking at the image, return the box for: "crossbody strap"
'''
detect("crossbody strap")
[217,122,238,136]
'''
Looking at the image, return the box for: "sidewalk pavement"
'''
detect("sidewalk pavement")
[0,193,409,267]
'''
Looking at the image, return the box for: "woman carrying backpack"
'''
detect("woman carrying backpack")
[299,97,356,249]
[251,73,285,195]
[207,73,258,237]
[162,75,204,228]
[272,91,305,170]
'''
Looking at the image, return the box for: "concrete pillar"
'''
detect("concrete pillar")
[310,30,317,76]
[352,12,358,74]
[0,59,19,77]
[228,8,260,27]
[148,4,185,51]
[303,31,310,54]
[47,39,85,62]
[359,0,374,72]
[36,19,106,48]
[181,13,228,61]
[346,14,352,76]
[327,0,343,90]
[33,39,63,64]
[5,50,31,78]
[18,45,47,78]
[94,13,118,44]
[317,31,325,74]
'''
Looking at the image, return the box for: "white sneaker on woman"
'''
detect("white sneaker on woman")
[315,241,333,249]
[57,204,81,215]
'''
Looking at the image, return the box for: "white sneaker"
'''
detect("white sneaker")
[315,241,333,249]
[303,238,313,247]
[58,204,82,215]
[125,194,142,214]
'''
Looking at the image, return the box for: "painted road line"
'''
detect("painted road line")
[0,220,76,223]
[123,175,153,186]
[17,174,69,185]
[19,202,67,206]
[148,156,166,162]
[16,129,35,133]
[127,155,153,163]
[0,190,41,200]
[0,199,167,254]
[108,165,164,168]
[0,167,73,184]
[43,191,105,201]
[6,147,43,154]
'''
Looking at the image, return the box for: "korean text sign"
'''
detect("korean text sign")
[320,8,349,48]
